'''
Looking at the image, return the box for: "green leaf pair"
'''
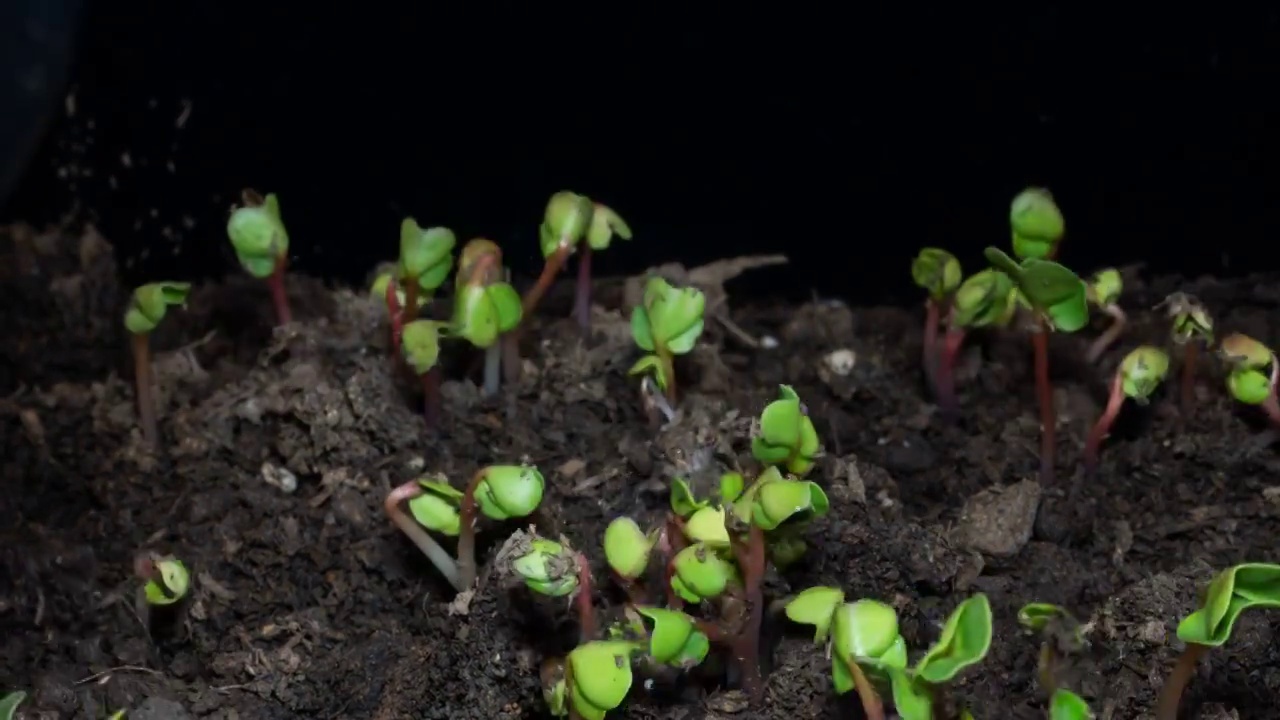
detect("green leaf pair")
[226,191,289,279]
[603,517,657,580]
[1088,268,1122,307]
[400,320,449,375]
[560,640,638,720]
[1119,346,1169,403]
[398,218,455,292]
[1177,562,1280,647]
[628,606,710,669]
[406,466,545,537]
[143,556,191,606]
[669,542,737,603]
[669,474,744,519]
[124,282,191,334]
[512,537,580,597]
[452,238,522,349]
[751,385,821,476]
[730,466,829,532]
[1220,333,1276,405]
[911,248,962,301]
[1009,187,1064,260]
[983,247,1089,333]
[952,269,1018,329]
[540,191,633,258]
[629,276,706,387]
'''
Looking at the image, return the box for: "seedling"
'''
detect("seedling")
[392,219,455,326]
[400,319,449,427]
[371,263,423,351]
[1010,187,1065,261]
[384,464,545,592]
[123,282,191,449]
[785,588,992,720]
[936,268,1018,415]
[985,245,1089,486]
[628,276,706,404]
[751,385,820,477]
[1017,602,1087,703]
[604,517,657,602]
[1082,346,1169,475]
[1157,292,1214,415]
[1219,332,1280,427]
[1154,562,1280,720]
[524,191,633,332]
[1083,268,1126,364]
[911,248,962,397]
[134,553,190,607]
[1050,690,1093,720]
[453,238,523,396]
[226,189,291,325]
[543,639,638,719]
[0,691,26,720]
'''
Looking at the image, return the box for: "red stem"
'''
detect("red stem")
[922,299,941,397]
[385,278,404,352]
[456,469,490,590]
[575,553,596,643]
[936,327,967,419]
[268,255,292,325]
[1180,342,1198,416]
[660,516,687,609]
[573,243,593,332]
[1262,392,1280,429]
[402,279,419,325]
[1083,372,1125,476]
[1033,321,1055,485]
[842,654,886,720]
[522,245,570,317]
[730,523,766,701]
[131,332,158,450]
[1154,643,1208,720]
[421,367,441,429]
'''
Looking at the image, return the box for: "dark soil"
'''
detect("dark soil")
[2,226,1278,720]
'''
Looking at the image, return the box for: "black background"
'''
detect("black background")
[5,5,1279,304]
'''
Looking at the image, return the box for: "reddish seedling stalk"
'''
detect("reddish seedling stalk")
[268,250,292,326]
[921,297,951,397]
[383,468,492,592]
[384,279,404,351]
[574,553,596,643]
[385,278,441,427]
[130,332,159,450]
[842,654,886,720]
[729,523,767,701]
[401,281,420,325]
[1260,360,1280,428]
[1032,318,1056,485]
[1154,642,1209,720]
[455,468,491,590]
[935,325,967,418]
[1083,372,1125,476]
[1180,342,1198,416]
[522,243,571,319]
[1084,304,1127,364]
[574,245,593,331]
[420,367,442,428]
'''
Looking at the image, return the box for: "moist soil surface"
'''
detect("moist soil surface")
[2,227,1278,720]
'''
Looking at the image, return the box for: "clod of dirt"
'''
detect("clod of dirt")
[953,479,1042,557]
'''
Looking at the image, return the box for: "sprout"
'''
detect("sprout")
[935,268,1018,416]
[1157,292,1214,415]
[1218,332,1280,428]
[984,246,1090,486]
[682,505,731,547]
[669,543,735,603]
[1155,563,1280,720]
[751,385,821,476]
[887,594,993,720]
[1050,689,1093,720]
[0,692,26,720]
[396,219,455,325]
[1084,268,1127,364]
[384,465,545,593]
[512,538,580,597]
[730,466,829,532]
[226,189,291,325]
[524,191,633,333]
[632,606,710,669]
[123,282,191,450]
[136,554,190,606]
[400,320,449,427]
[1083,346,1169,475]
[1009,187,1065,260]
[604,517,654,581]
[911,248,963,398]
[1018,603,1086,710]
[628,276,706,403]
[562,640,638,720]
[107,711,126,720]
[453,238,523,397]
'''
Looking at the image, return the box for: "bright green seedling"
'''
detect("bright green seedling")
[936,268,1019,416]
[911,247,963,398]
[453,238,523,396]
[1010,187,1065,260]
[626,605,711,670]
[394,219,455,326]
[123,281,191,450]
[1084,268,1126,364]
[888,593,993,720]
[513,537,582,597]
[1050,689,1093,720]
[1158,292,1214,415]
[984,245,1090,487]
[669,542,736,603]
[134,553,190,607]
[226,189,292,325]
[728,465,829,569]
[384,465,545,593]
[543,639,638,719]
[604,517,657,601]
[751,385,821,476]
[628,276,705,404]
[524,191,633,333]
[1219,332,1280,427]
[1155,563,1280,720]
[400,319,449,427]
[0,691,25,720]
[1018,602,1086,703]
[1083,345,1169,475]
[669,473,745,519]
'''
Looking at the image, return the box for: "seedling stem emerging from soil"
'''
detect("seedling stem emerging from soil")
[395,218,455,326]
[400,319,448,426]
[1155,562,1280,720]
[911,248,962,398]
[1219,332,1280,426]
[628,276,706,403]
[937,268,1017,416]
[1083,345,1168,475]
[226,189,291,325]
[453,239,523,396]
[1084,268,1126,364]
[1158,292,1214,415]
[123,282,191,449]
[384,465,545,592]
